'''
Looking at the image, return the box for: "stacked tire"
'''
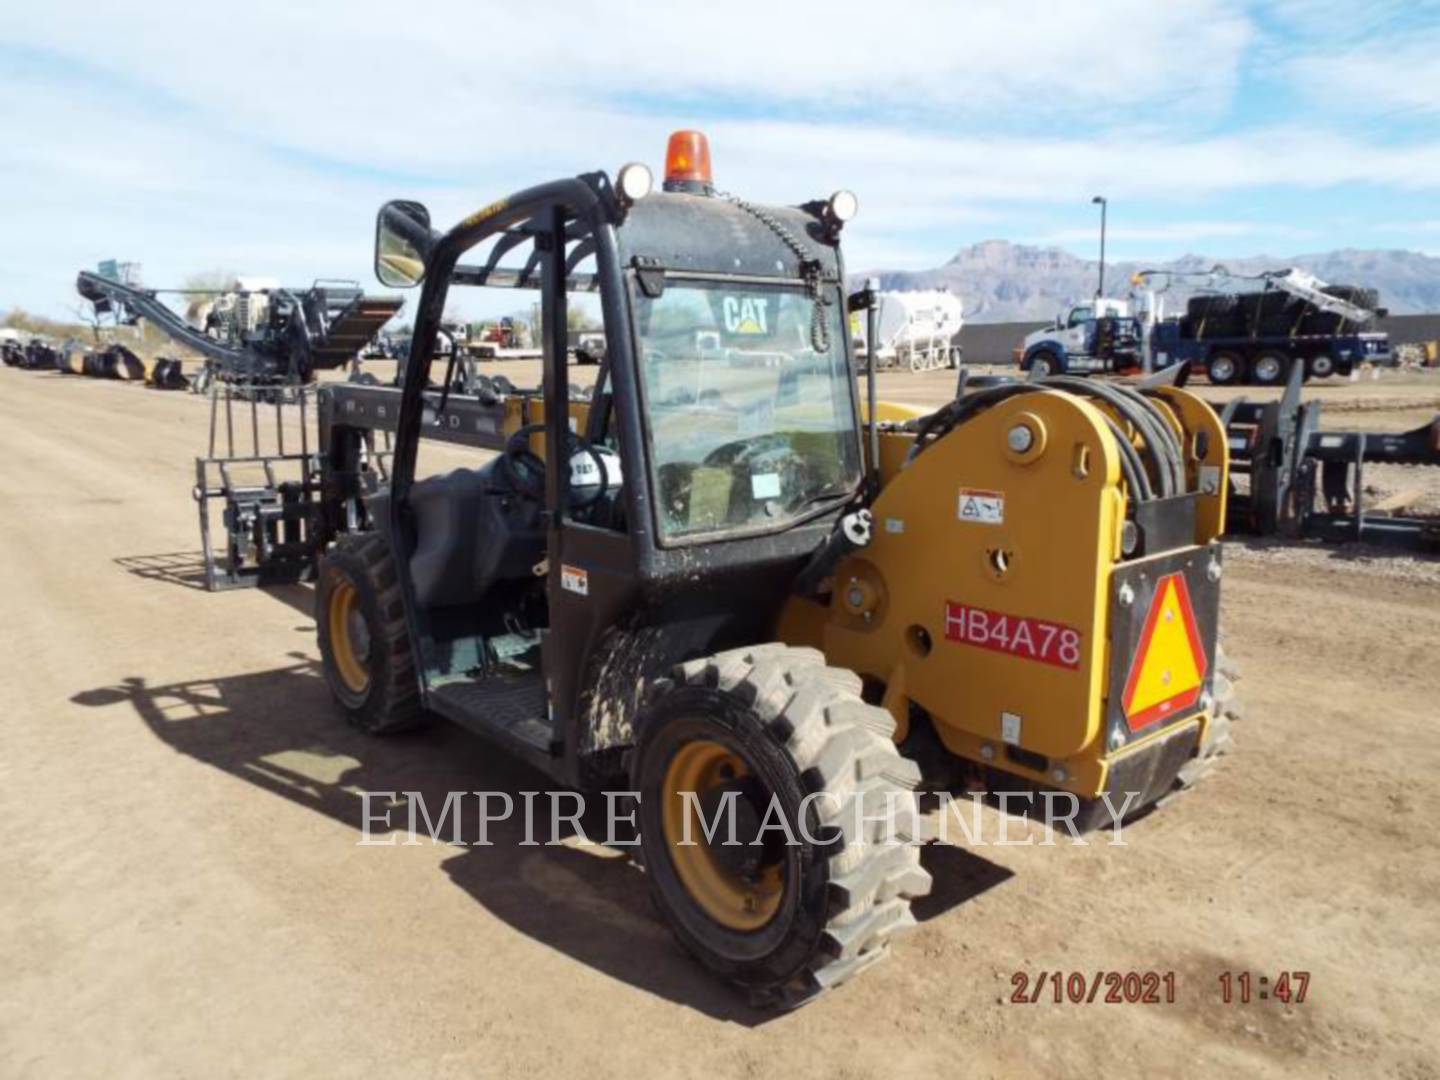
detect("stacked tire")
[1186,294,1244,338]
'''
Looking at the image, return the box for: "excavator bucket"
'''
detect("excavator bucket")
[110,345,147,381]
[148,357,189,390]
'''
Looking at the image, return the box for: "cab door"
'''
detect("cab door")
[536,209,645,780]
[1065,305,1094,355]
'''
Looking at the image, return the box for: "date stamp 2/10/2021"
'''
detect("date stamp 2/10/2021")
[1008,971,1312,1006]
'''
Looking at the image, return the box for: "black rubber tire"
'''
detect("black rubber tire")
[316,532,424,733]
[632,644,931,1009]
[1187,294,1236,321]
[1306,353,1336,379]
[1250,349,1290,386]
[1206,351,1244,386]
[1027,350,1059,377]
[1305,312,1338,335]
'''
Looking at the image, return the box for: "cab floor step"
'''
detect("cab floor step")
[430,675,554,753]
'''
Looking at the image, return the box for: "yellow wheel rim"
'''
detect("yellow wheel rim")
[328,581,370,695]
[660,739,784,931]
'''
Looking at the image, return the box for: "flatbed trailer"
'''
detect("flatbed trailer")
[1150,322,1391,386]
[466,344,543,361]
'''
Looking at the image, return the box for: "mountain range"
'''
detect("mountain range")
[862,241,1440,322]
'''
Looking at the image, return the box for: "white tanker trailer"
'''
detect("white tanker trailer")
[854,288,964,372]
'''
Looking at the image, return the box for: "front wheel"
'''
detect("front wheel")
[1027,350,1058,377]
[316,532,424,733]
[632,644,931,1008]
[1307,353,1336,379]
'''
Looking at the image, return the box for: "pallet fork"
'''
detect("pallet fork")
[1223,363,1440,547]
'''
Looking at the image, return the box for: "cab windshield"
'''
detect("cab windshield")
[633,277,860,540]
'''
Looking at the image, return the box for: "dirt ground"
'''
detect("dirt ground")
[3,360,1439,1079]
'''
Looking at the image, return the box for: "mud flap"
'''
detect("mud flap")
[1063,719,1201,831]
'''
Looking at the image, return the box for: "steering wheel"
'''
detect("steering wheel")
[501,424,611,509]
[501,424,547,500]
[703,432,790,467]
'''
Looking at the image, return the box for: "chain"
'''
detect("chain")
[716,191,830,353]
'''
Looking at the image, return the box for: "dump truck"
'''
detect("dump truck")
[162,130,1237,1006]
[1018,268,1391,385]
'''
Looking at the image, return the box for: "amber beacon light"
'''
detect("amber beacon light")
[663,130,714,193]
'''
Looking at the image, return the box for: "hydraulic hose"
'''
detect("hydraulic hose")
[904,378,1180,505]
[1042,376,1184,497]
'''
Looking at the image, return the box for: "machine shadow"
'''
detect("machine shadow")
[113,551,316,617]
[71,657,1000,1021]
[114,551,211,591]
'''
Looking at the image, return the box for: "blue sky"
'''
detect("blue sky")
[1,0,1437,320]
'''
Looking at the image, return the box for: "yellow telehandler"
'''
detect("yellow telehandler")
[314,130,1235,1006]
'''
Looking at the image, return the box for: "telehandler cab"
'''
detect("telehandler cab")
[315,131,1237,1006]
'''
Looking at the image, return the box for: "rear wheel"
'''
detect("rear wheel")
[316,532,423,733]
[1251,349,1290,386]
[1162,646,1241,800]
[1307,353,1336,379]
[633,644,931,1008]
[1206,350,1243,386]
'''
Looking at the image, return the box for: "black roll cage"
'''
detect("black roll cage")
[390,176,627,518]
[355,174,863,785]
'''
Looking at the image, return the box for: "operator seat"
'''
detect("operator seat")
[406,461,546,608]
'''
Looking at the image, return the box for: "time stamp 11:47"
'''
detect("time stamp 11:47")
[1008,970,1312,1005]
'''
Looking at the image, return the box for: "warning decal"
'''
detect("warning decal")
[560,565,589,596]
[958,487,1004,525]
[1120,572,1207,732]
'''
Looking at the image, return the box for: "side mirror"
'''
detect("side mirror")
[374,200,432,288]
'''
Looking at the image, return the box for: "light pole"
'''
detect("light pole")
[1091,195,1107,298]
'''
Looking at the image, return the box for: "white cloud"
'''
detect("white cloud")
[1288,38,1440,117]
[1262,1,1440,118]
[0,0,1435,318]
[4,0,1255,162]
[1028,221,1315,245]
